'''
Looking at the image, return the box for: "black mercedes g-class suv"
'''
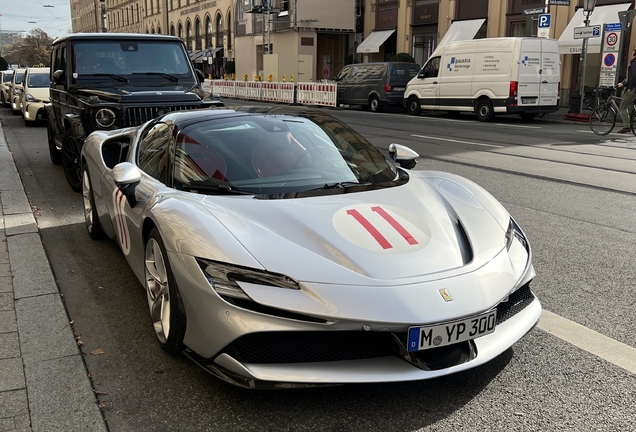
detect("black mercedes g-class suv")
[46,33,223,191]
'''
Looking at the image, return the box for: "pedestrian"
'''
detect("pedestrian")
[616,49,636,133]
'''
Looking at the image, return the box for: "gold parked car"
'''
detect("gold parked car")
[1,70,13,108]
[20,67,50,126]
[10,68,26,115]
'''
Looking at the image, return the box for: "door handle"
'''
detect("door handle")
[542,80,548,84]
[433,81,438,84]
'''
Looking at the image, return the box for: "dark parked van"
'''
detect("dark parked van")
[335,62,420,112]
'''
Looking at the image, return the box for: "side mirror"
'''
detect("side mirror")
[195,69,206,84]
[389,143,419,170]
[53,69,65,85]
[113,162,142,207]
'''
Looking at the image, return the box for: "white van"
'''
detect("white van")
[403,37,560,121]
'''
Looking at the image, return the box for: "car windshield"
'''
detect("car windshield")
[27,73,49,88]
[71,40,194,86]
[14,73,23,84]
[2,74,11,83]
[173,113,402,195]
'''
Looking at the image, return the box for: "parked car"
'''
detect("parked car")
[1,70,13,108]
[334,62,420,112]
[80,105,540,388]
[20,67,50,126]
[45,32,224,192]
[9,68,26,115]
[404,37,561,121]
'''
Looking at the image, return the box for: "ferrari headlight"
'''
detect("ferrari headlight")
[95,108,117,128]
[196,258,301,300]
[505,218,527,251]
[25,93,40,102]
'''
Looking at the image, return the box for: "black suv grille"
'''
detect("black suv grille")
[224,331,401,364]
[123,105,200,126]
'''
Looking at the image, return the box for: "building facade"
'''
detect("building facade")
[360,0,635,106]
[71,0,103,33]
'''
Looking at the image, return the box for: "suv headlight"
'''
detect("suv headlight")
[13,88,22,95]
[95,108,117,128]
[25,93,40,102]
[196,258,301,300]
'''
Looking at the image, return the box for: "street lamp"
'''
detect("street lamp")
[579,0,597,113]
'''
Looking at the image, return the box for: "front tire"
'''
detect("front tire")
[144,228,186,355]
[82,166,105,240]
[589,106,615,136]
[407,96,421,116]
[61,129,83,192]
[475,98,494,122]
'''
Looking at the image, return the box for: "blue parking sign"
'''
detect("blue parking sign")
[538,14,551,28]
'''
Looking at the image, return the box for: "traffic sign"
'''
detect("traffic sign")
[605,23,622,32]
[538,14,551,28]
[523,8,545,15]
[574,26,601,39]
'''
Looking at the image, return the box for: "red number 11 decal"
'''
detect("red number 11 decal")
[346,206,419,249]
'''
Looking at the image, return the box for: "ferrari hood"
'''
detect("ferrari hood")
[199,176,508,284]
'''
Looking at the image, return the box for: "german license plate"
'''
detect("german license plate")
[407,311,497,352]
[521,97,537,104]
[393,87,405,91]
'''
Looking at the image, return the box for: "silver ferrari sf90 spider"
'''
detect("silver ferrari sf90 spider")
[81,106,540,388]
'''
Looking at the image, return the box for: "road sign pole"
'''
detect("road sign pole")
[580,14,591,113]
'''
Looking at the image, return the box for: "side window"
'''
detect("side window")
[137,122,174,184]
[421,56,440,78]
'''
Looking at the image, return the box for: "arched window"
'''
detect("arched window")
[206,17,212,48]
[195,18,202,50]
[170,24,175,36]
[226,11,232,50]
[215,13,223,48]
[157,26,161,34]
[178,23,183,40]
[151,26,155,34]
[186,21,192,50]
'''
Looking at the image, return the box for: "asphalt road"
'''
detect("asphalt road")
[2,103,635,432]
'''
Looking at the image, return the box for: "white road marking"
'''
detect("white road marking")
[494,123,542,129]
[538,310,636,375]
[411,134,503,148]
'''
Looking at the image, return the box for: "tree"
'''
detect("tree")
[0,57,8,71]
[389,53,416,63]
[15,28,53,67]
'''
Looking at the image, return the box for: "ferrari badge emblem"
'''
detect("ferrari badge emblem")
[439,289,453,302]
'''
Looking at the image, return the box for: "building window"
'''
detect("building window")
[456,0,488,20]
[187,21,192,50]
[216,14,223,48]
[206,17,212,48]
[196,18,202,50]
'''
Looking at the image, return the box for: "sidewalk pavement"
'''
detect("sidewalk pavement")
[0,125,107,432]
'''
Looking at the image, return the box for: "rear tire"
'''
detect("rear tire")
[47,121,62,165]
[369,95,382,112]
[82,166,105,240]
[589,106,616,136]
[407,96,421,116]
[475,99,494,122]
[61,129,83,192]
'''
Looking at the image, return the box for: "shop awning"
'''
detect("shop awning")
[438,18,486,48]
[557,3,631,55]
[357,29,395,54]
[189,47,223,63]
